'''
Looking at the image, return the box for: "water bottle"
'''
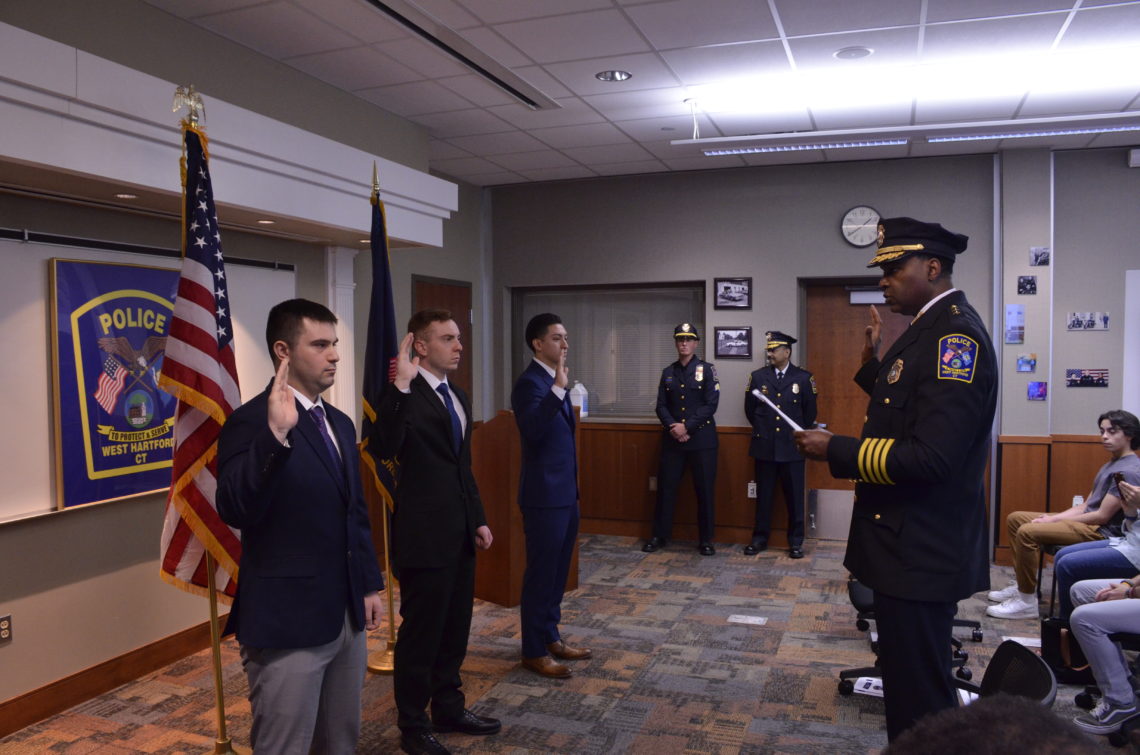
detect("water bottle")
[1072,495,1084,508]
[569,381,588,418]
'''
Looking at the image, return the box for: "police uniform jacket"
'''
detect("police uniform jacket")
[656,358,719,451]
[826,290,996,602]
[745,364,817,462]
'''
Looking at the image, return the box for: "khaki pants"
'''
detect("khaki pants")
[1005,510,1104,593]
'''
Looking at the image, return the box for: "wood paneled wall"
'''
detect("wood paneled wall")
[989,434,1102,565]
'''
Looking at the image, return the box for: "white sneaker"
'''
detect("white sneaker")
[987,581,1019,602]
[985,594,1039,619]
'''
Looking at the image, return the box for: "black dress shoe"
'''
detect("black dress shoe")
[699,543,715,556]
[642,537,667,553]
[789,546,805,559]
[743,541,766,556]
[432,709,502,736]
[401,730,451,755]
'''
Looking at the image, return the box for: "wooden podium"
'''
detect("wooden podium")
[470,409,580,607]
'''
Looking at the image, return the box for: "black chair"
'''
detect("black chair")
[838,579,981,695]
[956,639,1057,706]
[1036,543,1063,616]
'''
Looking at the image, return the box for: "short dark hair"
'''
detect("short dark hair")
[265,298,337,364]
[1098,409,1140,450]
[915,252,955,276]
[525,313,563,352]
[407,309,452,339]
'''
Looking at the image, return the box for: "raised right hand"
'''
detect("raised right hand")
[393,331,421,391]
[555,350,569,390]
[862,305,882,364]
[268,357,298,443]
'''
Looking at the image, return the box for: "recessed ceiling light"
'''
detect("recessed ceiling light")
[360,239,370,244]
[256,219,276,225]
[595,70,632,82]
[114,193,137,199]
[834,46,873,60]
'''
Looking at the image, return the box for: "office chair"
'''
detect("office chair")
[956,639,1057,706]
[837,578,981,695]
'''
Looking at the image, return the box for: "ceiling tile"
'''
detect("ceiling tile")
[411,108,515,137]
[461,0,613,25]
[661,41,789,86]
[407,0,482,29]
[544,53,680,96]
[461,171,530,186]
[810,101,914,130]
[457,26,533,67]
[285,47,422,90]
[375,37,471,78]
[290,0,409,44]
[1060,4,1140,48]
[1019,87,1140,118]
[582,87,692,121]
[195,2,359,58]
[787,28,920,70]
[515,165,599,181]
[704,110,814,137]
[612,114,721,141]
[624,0,778,49]
[430,156,507,176]
[926,0,1077,23]
[493,9,651,64]
[446,130,549,155]
[530,122,632,148]
[488,97,606,128]
[356,80,474,116]
[489,150,580,171]
[513,66,574,99]
[915,95,1023,124]
[591,159,671,176]
[923,14,1067,59]
[429,139,472,159]
[143,0,269,20]
[436,74,519,107]
[560,142,655,164]
[774,0,923,36]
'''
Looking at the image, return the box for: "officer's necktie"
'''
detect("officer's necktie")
[436,383,463,453]
[776,370,784,386]
[309,405,343,475]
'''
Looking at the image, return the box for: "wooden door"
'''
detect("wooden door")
[413,276,473,398]
[803,282,911,492]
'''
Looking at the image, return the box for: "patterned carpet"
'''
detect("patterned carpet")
[0,534,1121,753]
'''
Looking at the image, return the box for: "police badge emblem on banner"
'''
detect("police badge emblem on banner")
[52,259,179,509]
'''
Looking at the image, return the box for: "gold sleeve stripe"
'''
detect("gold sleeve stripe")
[858,438,896,484]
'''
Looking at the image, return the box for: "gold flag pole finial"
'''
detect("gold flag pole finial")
[173,84,205,127]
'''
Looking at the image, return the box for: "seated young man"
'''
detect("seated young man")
[988,409,1138,620]
[1069,575,1140,734]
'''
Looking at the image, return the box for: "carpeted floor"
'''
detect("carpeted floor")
[0,534,1123,753]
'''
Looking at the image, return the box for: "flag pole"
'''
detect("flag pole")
[206,552,247,754]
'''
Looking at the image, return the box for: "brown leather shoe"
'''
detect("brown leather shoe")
[546,640,592,660]
[521,655,571,678]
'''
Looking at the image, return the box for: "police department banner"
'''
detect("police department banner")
[51,259,179,508]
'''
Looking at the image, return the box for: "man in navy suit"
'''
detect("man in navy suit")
[217,298,384,754]
[376,309,500,755]
[511,313,592,679]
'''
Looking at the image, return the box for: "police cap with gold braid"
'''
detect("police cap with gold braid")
[866,216,968,268]
[674,322,700,339]
[765,331,796,350]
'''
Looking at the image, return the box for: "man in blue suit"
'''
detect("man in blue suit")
[217,298,384,754]
[511,313,592,679]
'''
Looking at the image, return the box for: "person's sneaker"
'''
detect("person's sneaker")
[985,594,1039,619]
[987,581,1019,602]
[1073,698,1140,734]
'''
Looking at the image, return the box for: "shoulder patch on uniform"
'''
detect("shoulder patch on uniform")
[938,334,978,383]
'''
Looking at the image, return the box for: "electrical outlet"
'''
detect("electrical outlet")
[648,476,657,492]
[0,615,11,643]
[747,481,757,498]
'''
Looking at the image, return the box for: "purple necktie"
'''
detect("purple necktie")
[309,405,343,474]
[435,383,463,453]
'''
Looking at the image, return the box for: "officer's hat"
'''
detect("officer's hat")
[866,216,968,268]
[673,322,700,339]
[765,331,796,350]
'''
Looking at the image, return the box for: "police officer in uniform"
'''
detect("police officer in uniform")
[744,331,817,558]
[795,217,997,741]
[643,323,720,555]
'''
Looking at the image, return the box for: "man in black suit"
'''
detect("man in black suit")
[375,309,500,755]
[512,313,591,679]
[217,298,384,754]
[796,217,997,741]
[744,331,817,558]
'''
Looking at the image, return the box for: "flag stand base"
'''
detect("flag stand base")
[367,641,395,674]
[211,738,249,754]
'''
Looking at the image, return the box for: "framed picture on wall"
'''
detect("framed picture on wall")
[714,326,752,359]
[713,277,752,309]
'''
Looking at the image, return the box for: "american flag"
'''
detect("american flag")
[360,179,400,511]
[157,125,242,601]
[93,356,127,413]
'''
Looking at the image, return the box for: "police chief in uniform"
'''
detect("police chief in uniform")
[795,217,997,741]
[643,323,720,556]
[744,331,817,558]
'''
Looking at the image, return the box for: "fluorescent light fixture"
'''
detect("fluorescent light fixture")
[704,138,908,156]
[114,193,137,199]
[928,124,1140,143]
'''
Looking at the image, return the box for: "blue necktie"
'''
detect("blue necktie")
[309,405,343,475]
[436,383,463,453]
